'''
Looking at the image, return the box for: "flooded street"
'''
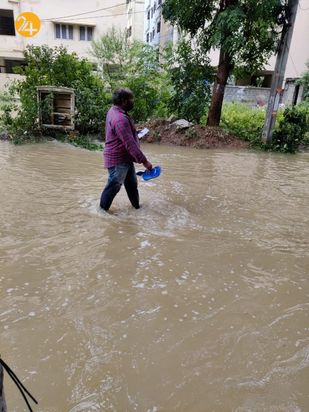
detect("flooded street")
[0,140,308,411]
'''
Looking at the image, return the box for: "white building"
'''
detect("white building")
[144,0,163,46]
[126,0,145,42]
[0,0,142,90]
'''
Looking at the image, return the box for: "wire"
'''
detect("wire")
[41,2,127,22]
[0,358,38,412]
[289,54,300,77]
[286,41,300,77]
[43,10,145,22]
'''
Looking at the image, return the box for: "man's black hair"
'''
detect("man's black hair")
[112,88,133,105]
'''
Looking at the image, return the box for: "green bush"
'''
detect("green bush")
[220,102,266,141]
[299,60,309,101]
[4,45,109,143]
[0,92,16,132]
[129,43,172,121]
[297,101,309,144]
[271,105,308,153]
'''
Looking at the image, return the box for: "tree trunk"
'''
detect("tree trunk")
[0,365,7,412]
[207,48,233,127]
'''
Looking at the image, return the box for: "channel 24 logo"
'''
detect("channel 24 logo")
[15,12,41,37]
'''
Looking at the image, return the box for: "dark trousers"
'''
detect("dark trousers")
[100,162,140,211]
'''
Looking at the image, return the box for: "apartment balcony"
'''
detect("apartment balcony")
[0,35,24,59]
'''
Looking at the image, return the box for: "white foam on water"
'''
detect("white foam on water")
[79,190,201,238]
[136,306,161,315]
[69,400,100,412]
[133,283,145,289]
[140,240,151,248]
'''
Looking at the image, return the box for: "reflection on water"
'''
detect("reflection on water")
[0,141,308,411]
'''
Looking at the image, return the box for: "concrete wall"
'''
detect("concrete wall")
[223,83,304,107]
[282,79,304,106]
[224,86,270,106]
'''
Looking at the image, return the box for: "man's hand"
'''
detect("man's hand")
[143,160,153,171]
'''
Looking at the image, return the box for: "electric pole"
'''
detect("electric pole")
[262,0,299,144]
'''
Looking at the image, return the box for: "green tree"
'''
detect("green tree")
[163,0,287,126]
[91,28,172,121]
[168,39,213,122]
[91,28,130,89]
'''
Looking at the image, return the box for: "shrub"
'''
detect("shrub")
[297,101,309,144]
[220,102,266,141]
[299,60,309,101]
[0,92,17,132]
[271,105,308,153]
[4,45,109,143]
[92,29,172,122]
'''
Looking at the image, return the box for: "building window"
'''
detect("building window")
[154,2,156,11]
[157,21,161,33]
[150,32,152,41]
[80,26,93,41]
[147,10,150,20]
[55,24,73,40]
[0,9,15,36]
[146,33,149,43]
[127,26,132,37]
[151,7,153,17]
[4,59,25,74]
[80,26,85,40]
[152,29,155,38]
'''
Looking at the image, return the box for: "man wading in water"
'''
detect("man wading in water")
[100,88,152,211]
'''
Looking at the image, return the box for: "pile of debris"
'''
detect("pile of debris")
[139,117,249,150]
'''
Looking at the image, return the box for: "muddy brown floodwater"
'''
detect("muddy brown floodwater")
[0,141,308,411]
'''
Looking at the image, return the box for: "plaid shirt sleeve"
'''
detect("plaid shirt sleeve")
[114,116,147,164]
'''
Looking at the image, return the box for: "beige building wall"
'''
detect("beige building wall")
[0,0,128,63]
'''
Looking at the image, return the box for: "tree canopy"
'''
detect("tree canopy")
[163,0,285,74]
[163,0,287,125]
